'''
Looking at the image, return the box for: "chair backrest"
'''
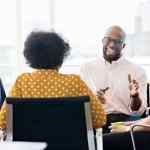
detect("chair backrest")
[130,124,150,150]
[141,83,150,117]
[6,96,96,150]
[0,78,6,108]
[147,83,150,108]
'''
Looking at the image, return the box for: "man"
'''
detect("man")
[80,25,147,133]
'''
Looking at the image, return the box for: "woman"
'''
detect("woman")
[0,31,106,130]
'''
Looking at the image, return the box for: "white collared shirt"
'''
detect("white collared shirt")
[80,56,147,115]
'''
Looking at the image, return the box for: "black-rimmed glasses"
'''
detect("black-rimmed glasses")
[103,37,123,45]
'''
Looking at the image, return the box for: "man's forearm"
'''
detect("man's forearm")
[131,116,150,131]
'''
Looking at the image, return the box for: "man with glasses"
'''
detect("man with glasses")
[80,25,147,133]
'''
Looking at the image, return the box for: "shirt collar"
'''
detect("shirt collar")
[100,56,125,67]
[34,69,58,75]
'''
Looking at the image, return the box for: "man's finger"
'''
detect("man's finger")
[104,87,110,93]
[128,74,132,83]
[97,90,104,96]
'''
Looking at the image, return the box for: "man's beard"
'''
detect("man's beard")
[103,48,121,63]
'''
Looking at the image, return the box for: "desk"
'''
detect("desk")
[0,141,47,150]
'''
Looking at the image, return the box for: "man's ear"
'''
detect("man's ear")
[122,43,126,49]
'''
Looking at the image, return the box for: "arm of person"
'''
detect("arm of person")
[128,71,147,115]
[130,116,150,131]
[0,101,8,130]
[76,76,106,129]
[111,116,150,133]
[96,87,109,104]
[0,77,21,130]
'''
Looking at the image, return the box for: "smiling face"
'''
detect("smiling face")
[102,26,126,63]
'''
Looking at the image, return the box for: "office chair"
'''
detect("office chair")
[130,124,150,150]
[146,83,150,116]
[6,96,96,150]
[141,83,150,117]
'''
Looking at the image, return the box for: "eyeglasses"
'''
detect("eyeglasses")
[103,37,123,45]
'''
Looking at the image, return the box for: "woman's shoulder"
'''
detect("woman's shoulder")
[15,72,32,81]
[60,73,82,82]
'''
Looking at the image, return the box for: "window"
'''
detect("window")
[19,0,52,72]
[0,0,17,92]
[1,0,150,92]
[54,0,147,74]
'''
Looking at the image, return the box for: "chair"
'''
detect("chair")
[141,83,150,117]
[146,83,150,116]
[129,83,150,150]
[6,96,96,150]
[130,124,150,150]
[147,83,150,107]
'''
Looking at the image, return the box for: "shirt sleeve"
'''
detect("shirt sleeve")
[75,76,106,129]
[0,101,7,129]
[0,77,21,129]
[80,63,98,96]
[130,70,147,115]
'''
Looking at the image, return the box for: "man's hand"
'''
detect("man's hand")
[128,74,139,97]
[97,87,109,104]
[128,74,141,111]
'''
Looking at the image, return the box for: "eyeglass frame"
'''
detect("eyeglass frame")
[102,36,124,46]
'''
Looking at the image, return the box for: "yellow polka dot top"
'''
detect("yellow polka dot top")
[0,69,106,129]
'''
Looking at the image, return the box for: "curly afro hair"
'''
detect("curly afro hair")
[23,31,70,69]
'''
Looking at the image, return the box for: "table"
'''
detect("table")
[0,141,47,150]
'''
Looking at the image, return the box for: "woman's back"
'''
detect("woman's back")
[10,69,93,98]
[0,69,106,129]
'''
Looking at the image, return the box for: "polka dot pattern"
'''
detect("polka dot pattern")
[0,69,106,129]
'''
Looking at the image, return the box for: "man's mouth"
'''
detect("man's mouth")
[106,48,116,56]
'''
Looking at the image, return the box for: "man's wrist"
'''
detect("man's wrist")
[130,95,142,111]
[130,93,139,98]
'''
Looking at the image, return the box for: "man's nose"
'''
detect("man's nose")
[108,41,115,48]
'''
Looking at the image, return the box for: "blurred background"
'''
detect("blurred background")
[1,0,150,92]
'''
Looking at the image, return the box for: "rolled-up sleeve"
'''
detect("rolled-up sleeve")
[130,70,147,115]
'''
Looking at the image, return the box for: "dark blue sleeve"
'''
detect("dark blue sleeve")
[0,79,6,108]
